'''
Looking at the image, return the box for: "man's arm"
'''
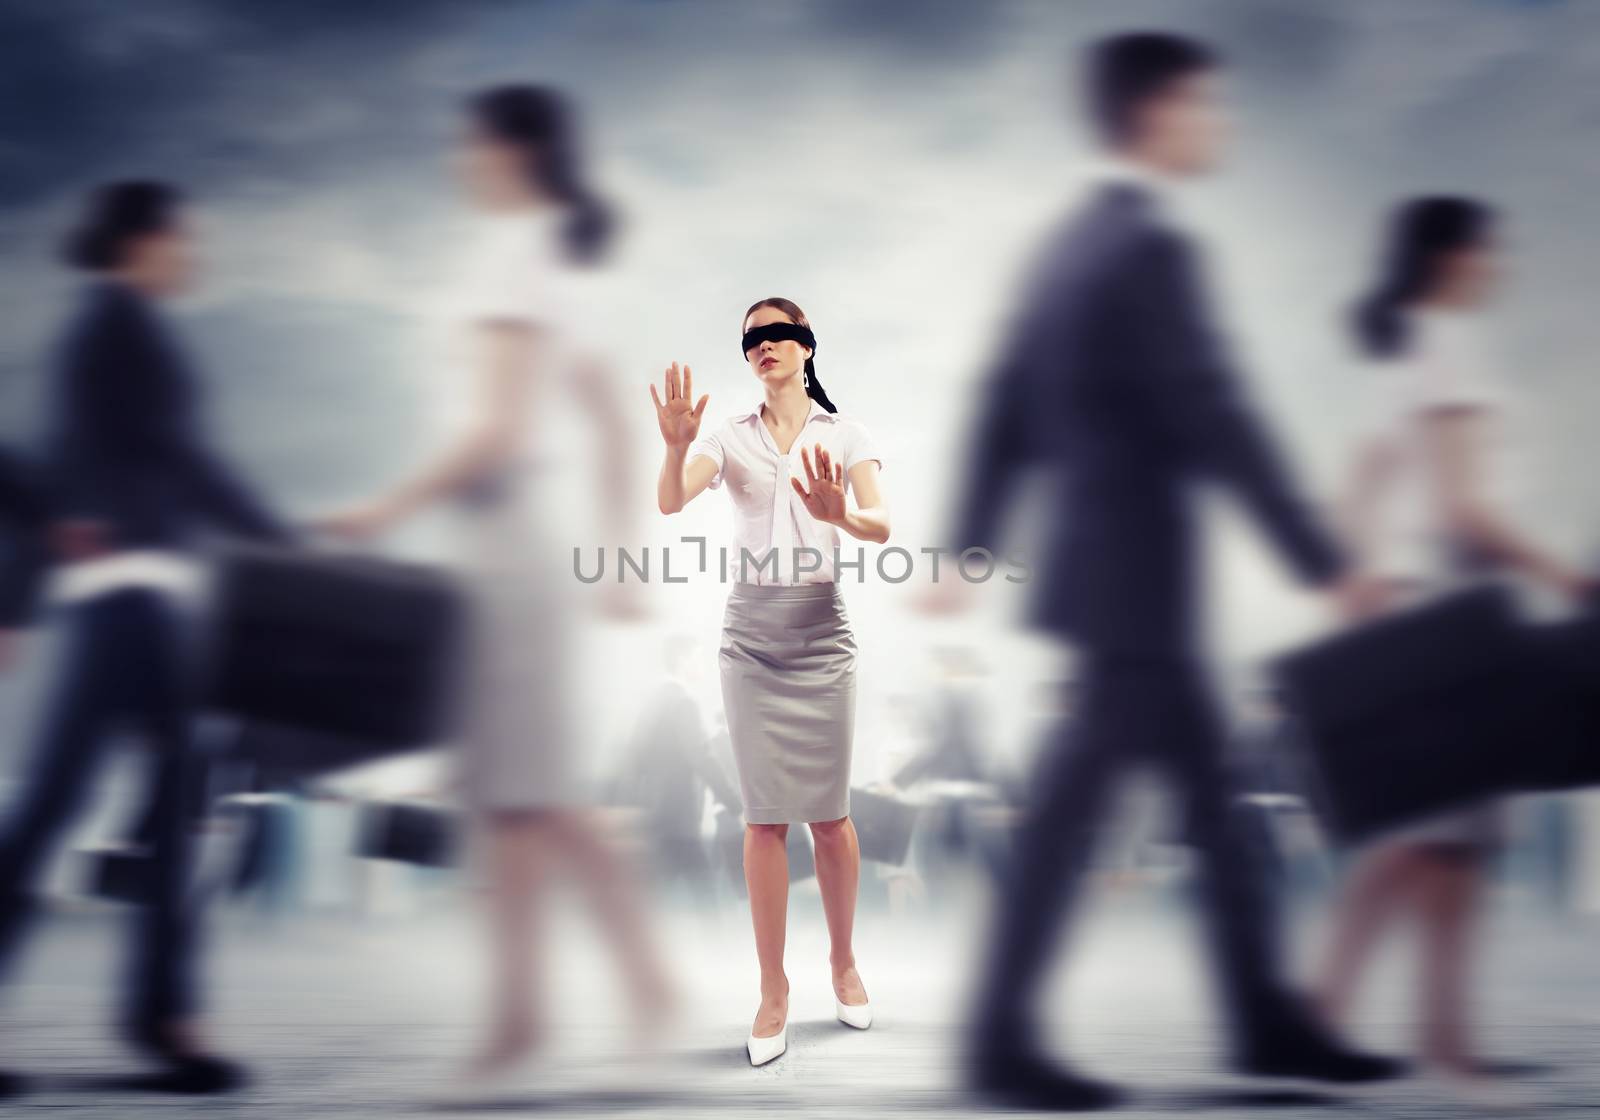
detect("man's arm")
[1124,230,1344,585]
[178,441,294,544]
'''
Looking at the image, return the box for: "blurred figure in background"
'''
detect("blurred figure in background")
[861,692,928,916]
[1003,675,1081,811]
[318,85,671,1097]
[1315,196,1595,1102]
[892,646,990,788]
[1515,794,1577,917]
[701,713,750,904]
[613,634,717,914]
[0,180,296,1095]
[224,790,307,926]
[890,648,1007,895]
[935,33,1404,1108]
[1228,685,1333,902]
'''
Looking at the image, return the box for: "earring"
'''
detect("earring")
[803,369,810,390]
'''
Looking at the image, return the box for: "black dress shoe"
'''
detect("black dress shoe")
[1238,1037,1409,1084]
[142,1053,249,1095]
[122,1021,249,1095]
[970,1051,1124,1111]
[1236,996,1410,1085]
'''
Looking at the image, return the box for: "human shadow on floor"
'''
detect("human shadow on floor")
[661,1017,861,1069]
[1166,1087,1349,1110]
[1477,1058,1554,1078]
[53,1069,249,1096]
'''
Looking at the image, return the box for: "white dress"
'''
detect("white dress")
[448,207,594,811]
[1352,307,1516,848]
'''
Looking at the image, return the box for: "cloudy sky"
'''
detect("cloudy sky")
[1,0,1597,763]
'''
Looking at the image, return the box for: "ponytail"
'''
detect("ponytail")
[1351,289,1409,360]
[468,84,616,266]
[803,356,838,414]
[560,189,614,265]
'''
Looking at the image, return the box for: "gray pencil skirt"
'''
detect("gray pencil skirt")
[719,581,858,825]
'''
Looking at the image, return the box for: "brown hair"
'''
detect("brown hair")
[743,296,837,414]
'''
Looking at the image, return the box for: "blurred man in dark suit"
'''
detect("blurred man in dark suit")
[935,33,1401,1109]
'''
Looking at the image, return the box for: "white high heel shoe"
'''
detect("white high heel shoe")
[746,1020,788,1066]
[835,997,872,1030]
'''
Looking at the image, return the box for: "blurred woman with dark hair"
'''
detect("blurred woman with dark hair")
[318,87,671,1098]
[1317,196,1593,1103]
[0,179,295,1098]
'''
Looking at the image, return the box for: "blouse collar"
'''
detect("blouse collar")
[736,397,838,426]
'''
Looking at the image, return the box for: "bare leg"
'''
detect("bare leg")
[544,808,676,1035]
[472,811,552,1071]
[809,815,867,1006]
[1315,840,1423,1027]
[744,823,789,1038]
[1415,850,1486,1072]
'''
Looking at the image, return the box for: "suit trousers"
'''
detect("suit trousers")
[972,650,1293,1051]
[0,588,202,1027]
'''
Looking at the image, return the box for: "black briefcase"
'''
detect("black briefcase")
[203,543,468,757]
[1274,585,1521,737]
[1272,584,1592,843]
[849,787,921,866]
[224,723,430,783]
[354,800,462,868]
[1523,609,1600,789]
[80,843,154,904]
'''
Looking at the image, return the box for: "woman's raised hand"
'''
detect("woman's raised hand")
[650,361,709,449]
[791,442,847,525]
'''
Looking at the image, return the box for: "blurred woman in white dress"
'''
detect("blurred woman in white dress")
[320,84,671,1092]
[1315,197,1594,1097]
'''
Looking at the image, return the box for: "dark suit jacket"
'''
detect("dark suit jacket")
[0,281,290,625]
[950,184,1343,655]
[50,281,287,546]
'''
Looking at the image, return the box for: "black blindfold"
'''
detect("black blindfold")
[741,322,816,357]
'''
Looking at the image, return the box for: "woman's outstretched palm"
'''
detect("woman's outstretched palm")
[650,361,708,448]
[792,442,846,525]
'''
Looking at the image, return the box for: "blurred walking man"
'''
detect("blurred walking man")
[940,33,1404,1110]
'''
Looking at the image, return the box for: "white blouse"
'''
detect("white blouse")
[688,398,883,585]
[447,207,618,505]
[455,208,570,329]
[1351,308,1518,580]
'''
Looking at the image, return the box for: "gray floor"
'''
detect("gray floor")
[2,874,1597,1118]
